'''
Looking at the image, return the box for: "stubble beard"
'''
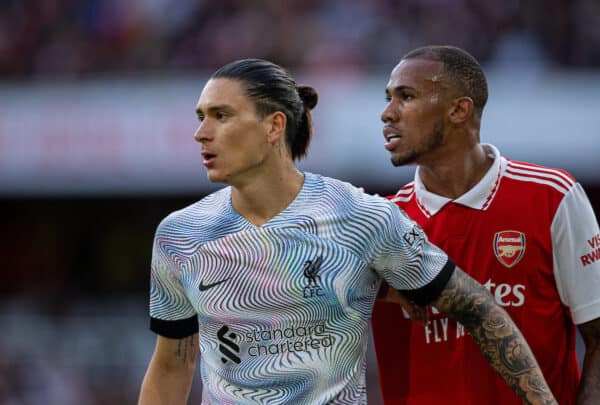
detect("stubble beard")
[390,120,444,167]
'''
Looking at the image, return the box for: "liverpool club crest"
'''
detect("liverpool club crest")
[493,230,526,268]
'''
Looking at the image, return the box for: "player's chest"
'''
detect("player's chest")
[178,231,377,317]
[414,204,557,307]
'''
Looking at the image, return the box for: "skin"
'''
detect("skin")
[139,78,305,404]
[433,268,556,404]
[380,57,600,404]
[381,58,492,199]
[194,78,304,226]
[138,334,198,405]
[576,319,600,403]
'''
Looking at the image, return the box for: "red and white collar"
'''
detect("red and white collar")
[413,144,506,216]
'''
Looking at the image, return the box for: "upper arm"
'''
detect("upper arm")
[150,223,198,337]
[579,317,600,352]
[151,334,199,372]
[371,201,450,297]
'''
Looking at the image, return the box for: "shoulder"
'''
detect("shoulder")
[318,174,397,211]
[503,158,576,197]
[155,187,232,240]
[314,174,401,229]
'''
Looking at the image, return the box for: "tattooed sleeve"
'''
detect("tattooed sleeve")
[432,267,557,405]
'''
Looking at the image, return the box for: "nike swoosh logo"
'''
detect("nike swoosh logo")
[198,277,231,292]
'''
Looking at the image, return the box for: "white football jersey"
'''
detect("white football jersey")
[149,172,452,404]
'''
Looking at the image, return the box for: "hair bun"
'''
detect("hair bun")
[296,85,318,110]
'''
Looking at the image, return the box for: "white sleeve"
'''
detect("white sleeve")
[371,201,452,303]
[149,221,198,338]
[149,238,196,321]
[552,183,600,324]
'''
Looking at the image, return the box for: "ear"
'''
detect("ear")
[265,111,287,144]
[448,97,473,124]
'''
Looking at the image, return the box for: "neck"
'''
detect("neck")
[418,143,492,199]
[231,160,304,226]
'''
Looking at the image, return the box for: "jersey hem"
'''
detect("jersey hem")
[571,299,600,325]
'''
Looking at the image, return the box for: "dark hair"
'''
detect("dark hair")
[211,59,318,160]
[401,45,488,118]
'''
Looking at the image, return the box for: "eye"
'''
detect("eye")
[215,111,227,122]
[384,95,391,103]
[197,114,205,122]
[402,92,414,101]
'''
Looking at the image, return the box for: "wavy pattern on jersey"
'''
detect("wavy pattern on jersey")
[317,184,388,259]
[370,205,447,290]
[188,226,373,404]
[149,244,197,320]
[158,188,251,253]
[206,367,316,404]
[149,172,446,404]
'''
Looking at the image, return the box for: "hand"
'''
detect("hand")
[378,283,429,324]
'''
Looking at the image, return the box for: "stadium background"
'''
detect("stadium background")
[1,1,599,403]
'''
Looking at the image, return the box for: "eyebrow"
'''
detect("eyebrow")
[386,85,415,95]
[195,104,233,115]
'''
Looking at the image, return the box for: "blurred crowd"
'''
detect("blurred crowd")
[2,0,600,79]
[1,1,599,403]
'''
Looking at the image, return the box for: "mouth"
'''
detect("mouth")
[201,151,217,167]
[383,126,402,150]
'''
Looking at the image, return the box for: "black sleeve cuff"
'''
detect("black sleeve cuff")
[400,259,455,306]
[150,315,199,339]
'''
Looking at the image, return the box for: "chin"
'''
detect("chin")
[391,153,417,167]
[206,171,225,183]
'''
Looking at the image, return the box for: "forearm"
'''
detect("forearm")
[432,269,556,405]
[576,319,600,404]
[139,359,195,405]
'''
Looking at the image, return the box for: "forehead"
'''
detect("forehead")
[386,58,445,92]
[196,78,250,110]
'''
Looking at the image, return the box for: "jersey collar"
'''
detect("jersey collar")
[413,144,506,216]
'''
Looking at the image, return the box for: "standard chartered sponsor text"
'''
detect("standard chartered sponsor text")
[244,323,335,356]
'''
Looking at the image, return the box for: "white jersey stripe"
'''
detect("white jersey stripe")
[507,162,575,188]
[390,194,413,203]
[504,171,570,194]
[394,183,414,196]
[505,167,572,193]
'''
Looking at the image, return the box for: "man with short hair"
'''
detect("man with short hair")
[372,45,600,404]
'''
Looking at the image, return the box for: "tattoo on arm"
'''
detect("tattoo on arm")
[432,269,557,405]
[175,334,198,364]
[577,318,600,404]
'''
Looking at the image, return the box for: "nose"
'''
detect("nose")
[194,121,210,143]
[380,101,398,124]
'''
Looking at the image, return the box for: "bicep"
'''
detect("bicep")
[151,333,199,372]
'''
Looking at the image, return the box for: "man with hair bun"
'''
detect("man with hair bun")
[138,58,556,404]
[373,44,600,404]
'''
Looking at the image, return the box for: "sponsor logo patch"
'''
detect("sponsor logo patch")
[493,230,526,268]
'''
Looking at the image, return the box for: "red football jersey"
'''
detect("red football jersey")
[372,145,600,404]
